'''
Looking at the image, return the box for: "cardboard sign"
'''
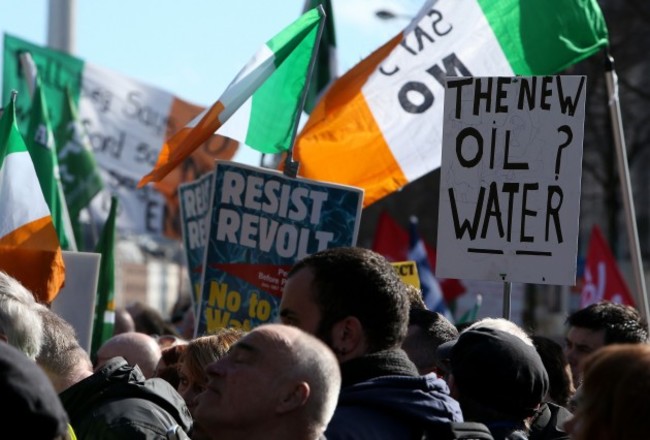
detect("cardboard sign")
[436,76,586,285]
[195,161,364,335]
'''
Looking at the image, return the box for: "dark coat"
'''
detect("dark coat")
[529,402,572,440]
[325,349,463,440]
[60,357,193,439]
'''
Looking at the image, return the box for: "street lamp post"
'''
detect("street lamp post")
[47,0,76,53]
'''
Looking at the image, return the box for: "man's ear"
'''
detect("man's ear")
[0,334,7,343]
[331,316,367,362]
[276,382,310,414]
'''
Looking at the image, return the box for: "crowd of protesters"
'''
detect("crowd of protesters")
[1,247,649,439]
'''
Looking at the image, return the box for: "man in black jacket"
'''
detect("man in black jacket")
[36,307,193,439]
[279,247,463,440]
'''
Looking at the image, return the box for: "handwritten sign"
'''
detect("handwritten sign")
[195,161,363,335]
[436,76,586,285]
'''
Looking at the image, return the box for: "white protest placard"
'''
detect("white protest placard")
[51,251,102,353]
[436,76,586,285]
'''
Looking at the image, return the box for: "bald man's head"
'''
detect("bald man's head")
[113,308,136,335]
[194,323,341,440]
[96,332,162,378]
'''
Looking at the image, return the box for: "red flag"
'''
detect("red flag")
[371,210,465,302]
[372,211,409,262]
[581,225,636,307]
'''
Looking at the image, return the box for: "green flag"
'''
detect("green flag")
[25,76,76,250]
[90,195,118,358]
[3,34,83,135]
[302,0,337,114]
[55,87,104,248]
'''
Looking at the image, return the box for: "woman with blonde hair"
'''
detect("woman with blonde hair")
[178,327,246,439]
[565,343,650,439]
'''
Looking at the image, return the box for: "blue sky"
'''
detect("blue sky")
[0,0,421,165]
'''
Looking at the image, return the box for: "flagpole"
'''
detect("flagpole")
[502,280,512,320]
[47,0,76,53]
[282,4,326,179]
[604,51,650,327]
[18,53,38,97]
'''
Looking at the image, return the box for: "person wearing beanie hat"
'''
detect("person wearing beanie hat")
[0,341,71,439]
[438,327,550,440]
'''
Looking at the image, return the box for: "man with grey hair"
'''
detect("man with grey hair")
[0,270,43,359]
[194,323,341,440]
[36,307,193,439]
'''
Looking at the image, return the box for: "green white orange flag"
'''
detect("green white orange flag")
[0,93,65,303]
[138,6,325,187]
[25,77,77,251]
[295,0,608,207]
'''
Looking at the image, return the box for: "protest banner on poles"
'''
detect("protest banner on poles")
[3,34,237,239]
[195,161,363,336]
[436,76,587,285]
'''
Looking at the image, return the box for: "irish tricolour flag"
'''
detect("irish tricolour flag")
[139,6,325,186]
[0,93,65,303]
[295,0,608,206]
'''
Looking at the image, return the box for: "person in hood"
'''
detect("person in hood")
[36,307,193,439]
[279,246,463,439]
